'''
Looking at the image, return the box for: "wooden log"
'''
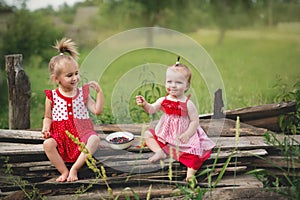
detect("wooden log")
[225,101,296,120]
[5,54,31,130]
[225,101,296,132]
[200,101,296,132]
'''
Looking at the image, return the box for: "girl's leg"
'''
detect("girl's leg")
[43,138,69,182]
[186,168,198,183]
[145,131,166,162]
[67,135,100,182]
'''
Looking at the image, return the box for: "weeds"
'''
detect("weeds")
[65,130,113,199]
[246,79,300,199]
[247,132,300,200]
[176,116,241,199]
[273,78,300,134]
[1,156,46,200]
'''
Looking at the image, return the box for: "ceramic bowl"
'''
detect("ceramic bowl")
[106,132,134,150]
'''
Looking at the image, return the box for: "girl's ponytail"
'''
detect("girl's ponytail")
[54,38,79,60]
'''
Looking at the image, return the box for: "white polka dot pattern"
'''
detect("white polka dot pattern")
[52,87,89,121]
[52,91,68,121]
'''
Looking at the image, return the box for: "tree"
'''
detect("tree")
[210,0,254,45]
[0,8,63,68]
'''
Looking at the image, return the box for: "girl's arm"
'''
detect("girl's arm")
[87,81,104,115]
[178,100,200,143]
[42,98,52,139]
[136,95,164,114]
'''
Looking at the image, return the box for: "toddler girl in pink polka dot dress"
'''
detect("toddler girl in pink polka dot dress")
[42,38,104,182]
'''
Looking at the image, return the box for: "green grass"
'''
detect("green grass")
[191,28,300,108]
[19,28,300,128]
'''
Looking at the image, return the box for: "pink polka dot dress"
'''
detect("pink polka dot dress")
[45,84,97,163]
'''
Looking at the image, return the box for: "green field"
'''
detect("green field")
[24,28,300,128]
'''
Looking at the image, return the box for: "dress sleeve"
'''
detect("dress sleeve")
[44,90,52,101]
[82,84,90,104]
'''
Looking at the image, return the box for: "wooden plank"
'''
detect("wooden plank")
[2,133,300,157]
[203,187,287,200]
[96,119,268,137]
[1,174,271,200]
[212,135,300,149]
[211,149,268,159]
[0,142,44,155]
[199,118,268,137]
[253,156,300,168]
[0,129,43,143]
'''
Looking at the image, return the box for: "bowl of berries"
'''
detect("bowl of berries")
[106,132,134,150]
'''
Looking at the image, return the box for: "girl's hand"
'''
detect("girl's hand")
[178,133,190,144]
[136,95,145,107]
[89,81,101,93]
[42,130,50,139]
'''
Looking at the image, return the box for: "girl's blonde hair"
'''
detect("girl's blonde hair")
[168,63,192,85]
[48,38,79,77]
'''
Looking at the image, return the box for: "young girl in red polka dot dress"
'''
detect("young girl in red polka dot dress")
[136,57,215,182]
[42,38,104,182]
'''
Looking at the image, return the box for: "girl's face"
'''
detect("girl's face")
[54,60,80,91]
[165,68,189,99]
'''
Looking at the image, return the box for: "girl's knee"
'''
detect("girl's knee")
[144,130,153,138]
[87,135,100,145]
[43,138,57,150]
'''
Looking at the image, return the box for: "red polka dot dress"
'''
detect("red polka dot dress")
[45,84,97,163]
[150,95,216,170]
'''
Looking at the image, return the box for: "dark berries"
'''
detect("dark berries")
[109,136,129,144]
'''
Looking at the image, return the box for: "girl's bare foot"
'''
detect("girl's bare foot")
[56,172,69,182]
[99,140,110,148]
[148,149,167,162]
[67,168,78,182]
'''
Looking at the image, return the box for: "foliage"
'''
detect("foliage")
[273,79,300,134]
[246,79,300,199]
[0,8,64,69]
[65,130,114,199]
[1,0,300,128]
[98,0,253,32]
[130,81,164,123]
[174,117,240,199]
[247,132,300,200]
[1,156,46,200]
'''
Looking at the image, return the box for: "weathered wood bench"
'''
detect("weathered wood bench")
[1,119,299,199]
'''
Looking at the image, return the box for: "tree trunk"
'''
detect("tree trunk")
[5,54,31,129]
[267,0,273,27]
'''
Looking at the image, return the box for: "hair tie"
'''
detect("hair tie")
[175,56,180,66]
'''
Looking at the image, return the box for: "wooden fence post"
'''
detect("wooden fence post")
[213,88,225,119]
[5,54,31,129]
